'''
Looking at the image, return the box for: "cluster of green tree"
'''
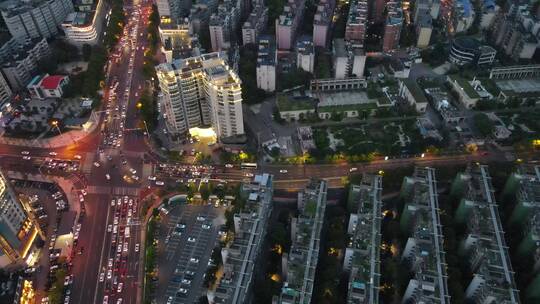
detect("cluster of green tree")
[420,42,447,66]
[144,212,160,303]
[238,45,267,104]
[312,205,348,303]
[138,89,157,131]
[203,246,223,287]
[315,47,332,78]
[300,0,316,35]
[103,0,125,50]
[278,68,313,91]
[332,3,350,39]
[267,0,286,29]
[473,113,495,137]
[142,5,160,80]
[47,265,67,304]
[252,207,293,303]
[63,46,108,101]
[38,40,80,74]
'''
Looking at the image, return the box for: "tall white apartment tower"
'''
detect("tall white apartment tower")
[156,52,244,141]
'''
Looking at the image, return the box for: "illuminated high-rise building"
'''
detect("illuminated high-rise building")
[0,170,41,267]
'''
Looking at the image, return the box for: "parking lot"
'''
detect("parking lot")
[156,204,224,304]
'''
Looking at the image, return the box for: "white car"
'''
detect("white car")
[187,237,196,243]
[225,164,234,168]
[107,270,112,279]
[202,224,211,230]
[279,169,288,173]
[196,216,205,222]
[99,272,105,282]
[155,181,164,186]
[111,199,115,206]
[349,167,358,172]
[23,156,31,160]
[189,258,199,264]
[103,296,108,304]
[131,175,139,181]
[49,152,58,156]
[178,288,188,294]
[129,168,137,174]
[148,176,156,181]
[181,279,191,285]
[93,162,101,167]
[116,299,122,304]
[135,243,140,252]
[117,282,123,293]
[74,155,82,160]
[21,151,30,155]
[106,174,111,180]
[107,225,112,233]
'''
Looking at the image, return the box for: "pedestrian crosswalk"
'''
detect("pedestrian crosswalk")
[86,186,139,196]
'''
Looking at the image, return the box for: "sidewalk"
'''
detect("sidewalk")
[0,113,100,149]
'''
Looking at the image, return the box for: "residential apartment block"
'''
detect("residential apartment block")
[158,21,201,63]
[209,0,240,51]
[0,170,42,267]
[61,0,106,45]
[242,4,268,45]
[451,165,520,303]
[399,167,450,304]
[345,0,368,46]
[415,9,432,48]
[344,174,382,304]
[0,72,12,104]
[333,38,366,79]
[275,0,306,50]
[256,36,277,92]
[211,173,274,303]
[491,4,539,61]
[278,180,327,303]
[0,0,74,40]
[296,37,315,73]
[156,0,192,22]
[313,0,334,47]
[156,52,244,141]
[0,36,51,91]
[382,1,403,52]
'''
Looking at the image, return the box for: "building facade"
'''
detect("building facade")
[448,37,496,66]
[242,4,268,45]
[156,53,244,141]
[312,0,334,47]
[0,72,13,104]
[275,0,306,50]
[256,36,277,92]
[0,0,74,40]
[0,170,41,267]
[345,0,368,46]
[296,38,315,73]
[61,0,106,45]
[382,2,403,52]
[0,37,51,91]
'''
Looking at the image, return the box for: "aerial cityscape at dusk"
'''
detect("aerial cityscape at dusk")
[0,0,539,303]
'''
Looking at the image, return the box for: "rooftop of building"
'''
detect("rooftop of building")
[0,37,48,65]
[402,78,428,104]
[63,11,93,26]
[243,4,266,29]
[333,38,347,57]
[277,93,316,112]
[347,0,368,25]
[0,0,55,16]
[448,75,481,99]
[296,37,314,55]
[257,35,276,66]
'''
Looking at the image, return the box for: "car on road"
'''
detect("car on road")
[23,156,31,160]
[245,173,254,177]
[349,167,358,172]
[129,168,136,175]
[117,282,123,293]
[131,175,139,181]
[225,164,233,168]
[103,296,108,304]
[99,272,105,282]
[107,270,112,279]
[106,174,111,180]
[93,162,101,167]
[187,237,196,243]
[155,181,164,186]
[107,225,112,232]
[189,258,199,264]
[21,151,30,155]
[135,243,139,252]
[116,299,122,304]
[196,216,205,222]
[49,152,58,156]
[178,288,188,294]
[74,155,82,160]
[148,176,156,181]
[279,169,288,173]
[202,224,211,230]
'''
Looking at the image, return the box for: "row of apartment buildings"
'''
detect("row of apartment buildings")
[1,0,106,45]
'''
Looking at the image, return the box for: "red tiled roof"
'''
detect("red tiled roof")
[41,75,66,90]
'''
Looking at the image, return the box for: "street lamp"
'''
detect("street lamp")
[51,120,61,135]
